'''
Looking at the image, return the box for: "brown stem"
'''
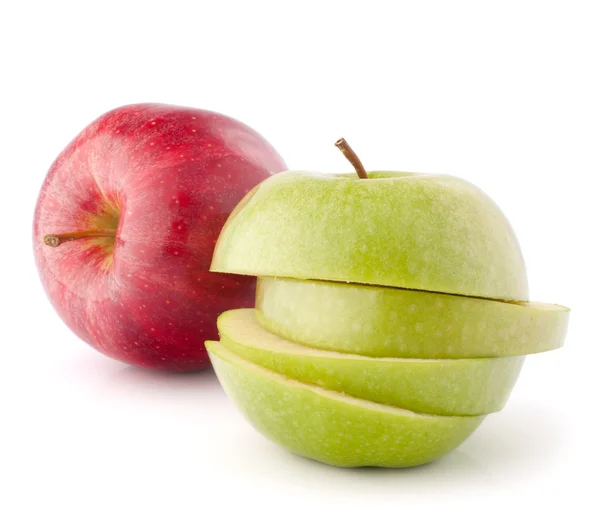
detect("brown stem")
[44,229,117,247]
[335,138,368,179]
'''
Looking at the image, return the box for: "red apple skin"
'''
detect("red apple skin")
[33,104,286,372]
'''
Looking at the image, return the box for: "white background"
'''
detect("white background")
[1,1,599,515]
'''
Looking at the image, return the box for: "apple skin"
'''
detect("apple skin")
[33,104,286,371]
[207,341,484,468]
[256,277,570,358]
[217,309,525,416]
[211,171,529,302]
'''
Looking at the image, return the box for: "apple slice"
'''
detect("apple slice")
[210,171,529,301]
[207,341,484,468]
[256,277,569,359]
[217,309,524,416]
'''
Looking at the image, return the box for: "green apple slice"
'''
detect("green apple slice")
[217,309,524,416]
[211,171,528,301]
[257,277,569,359]
[207,341,484,468]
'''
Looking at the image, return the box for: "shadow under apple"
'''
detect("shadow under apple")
[227,400,567,496]
[61,349,224,407]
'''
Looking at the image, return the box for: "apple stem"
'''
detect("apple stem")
[43,229,118,247]
[335,138,368,179]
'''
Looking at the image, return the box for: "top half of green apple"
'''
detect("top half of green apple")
[212,165,528,301]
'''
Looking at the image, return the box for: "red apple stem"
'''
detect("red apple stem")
[43,229,117,247]
[335,138,368,179]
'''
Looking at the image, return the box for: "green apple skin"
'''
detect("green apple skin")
[256,277,570,359]
[207,341,484,468]
[211,171,528,302]
[217,309,525,416]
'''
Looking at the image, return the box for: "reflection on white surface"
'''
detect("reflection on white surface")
[0,318,588,517]
[89,353,568,487]
[0,304,587,516]
[98,356,567,480]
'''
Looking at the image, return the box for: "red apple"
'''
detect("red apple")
[33,104,286,371]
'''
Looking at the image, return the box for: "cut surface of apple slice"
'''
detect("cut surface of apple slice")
[210,171,529,301]
[207,341,484,468]
[256,277,570,359]
[218,309,524,416]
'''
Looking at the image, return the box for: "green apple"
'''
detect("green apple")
[256,277,570,359]
[217,309,524,416]
[207,341,484,468]
[211,171,528,301]
[208,142,569,468]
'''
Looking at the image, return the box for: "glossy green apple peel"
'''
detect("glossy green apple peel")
[207,341,484,468]
[210,171,528,301]
[218,309,524,416]
[256,277,569,359]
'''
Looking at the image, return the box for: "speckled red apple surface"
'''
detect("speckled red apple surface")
[33,104,286,371]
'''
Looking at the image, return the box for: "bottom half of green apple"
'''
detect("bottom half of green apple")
[207,341,484,468]
[256,276,570,359]
[217,309,525,416]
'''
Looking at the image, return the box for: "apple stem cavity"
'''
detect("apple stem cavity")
[335,138,368,179]
[43,229,118,248]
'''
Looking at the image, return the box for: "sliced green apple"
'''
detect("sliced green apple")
[207,341,484,468]
[217,309,524,416]
[256,277,569,359]
[211,171,528,301]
